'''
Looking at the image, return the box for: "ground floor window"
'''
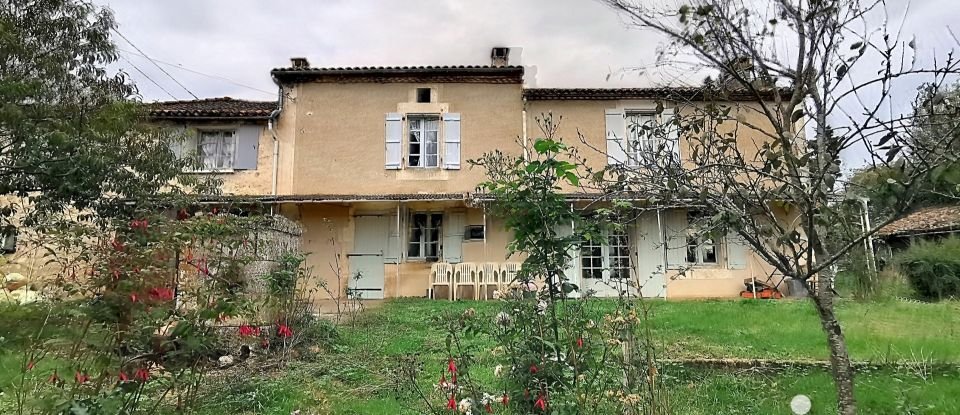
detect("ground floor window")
[685,211,719,265]
[581,230,631,279]
[408,212,442,260]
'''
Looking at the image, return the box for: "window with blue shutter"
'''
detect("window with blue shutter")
[605,109,627,165]
[385,113,403,169]
[233,125,261,170]
[443,113,461,170]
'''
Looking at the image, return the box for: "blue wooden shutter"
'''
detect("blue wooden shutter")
[605,109,627,165]
[385,113,403,169]
[384,214,402,264]
[663,209,688,269]
[661,107,680,162]
[442,210,465,263]
[443,113,461,170]
[234,125,261,170]
[726,232,750,270]
[168,125,187,160]
[553,221,580,290]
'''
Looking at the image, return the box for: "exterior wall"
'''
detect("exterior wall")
[288,82,524,195]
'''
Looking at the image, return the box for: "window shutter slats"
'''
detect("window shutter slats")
[168,125,187,160]
[233,125,261,170]
[663,209,688,269]
[661,107,680,161]
[726,232,750,270]
[385,113,403,170]
[442,210,465,263]
[605,109,627,165]
[443,113,461,170]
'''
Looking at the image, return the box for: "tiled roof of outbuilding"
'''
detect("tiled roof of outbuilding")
[148,97,277,120]
[876,205,960,238]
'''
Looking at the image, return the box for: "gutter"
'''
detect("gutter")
[268,85,284,204]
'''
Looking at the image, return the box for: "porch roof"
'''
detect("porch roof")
[195,192,666,204]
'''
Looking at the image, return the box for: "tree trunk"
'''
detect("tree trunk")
[810,273,857,414]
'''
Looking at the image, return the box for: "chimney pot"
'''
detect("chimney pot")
[490,47,510,67]
[290,57,310,69]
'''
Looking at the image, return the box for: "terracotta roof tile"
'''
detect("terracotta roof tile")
[148,97,277,120]
[876,205,960,238]
[523,87,792,101]
[270,65,524,83]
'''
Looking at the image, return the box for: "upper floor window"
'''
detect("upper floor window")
[626,112,661,166]
[408,116,439,168]
[196,130,236,171]
[416,88,432,103]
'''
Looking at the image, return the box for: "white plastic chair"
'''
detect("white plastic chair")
[430,262,454,300]
[501,263,522,287]
[478,262,501,300]
[453,263,477,300]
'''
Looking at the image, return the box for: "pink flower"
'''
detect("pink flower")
[238,325,261,337]
[447,358,457,373]
[534,394,548,411]
[501,394,510,405]
[277,324,293,338]
[149,287,174,302]
[134,367,149,382]
[74,371,89,384]
[119,372,129,382]
[26,360,35,371]
[129,293,139,303]
[447,395,457,409]
[576,337,584,348]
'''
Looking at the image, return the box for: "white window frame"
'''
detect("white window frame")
[625,112,658,166]
[408,212,442,260]
[581,230,631,280]
[188,129,237,172]
[406,115,440,168]
[685,212,721,266]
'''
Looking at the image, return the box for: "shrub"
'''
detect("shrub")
[893,236,960,300]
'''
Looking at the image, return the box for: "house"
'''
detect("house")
[145,48,788,301]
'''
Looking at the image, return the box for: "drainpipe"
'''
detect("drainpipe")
[268,83,285,214]
[521,96,529,160]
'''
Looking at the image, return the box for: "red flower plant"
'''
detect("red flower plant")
[447,358,457,373]
[534,394,548,411]
[149,287,175,302]
[277,324,293,338]
[129,293,139,303]
[129,219,149,231]
[110,239,124,252]
[238,324,261,337]
[529,363,539,374]
[74,371,89,384]
[119,371,130,382]
[576,337,584,349]
[26,360,35,371]
[177,208,190,221]
[447,395,457,410]
[485,402,493,413]
[134,367,150,382]
[501,394,510,405]
[48,370,59,384]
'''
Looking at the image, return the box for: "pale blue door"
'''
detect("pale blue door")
[348,215,387,299]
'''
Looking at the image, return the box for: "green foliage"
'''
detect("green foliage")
[0,0,217,223]
[894,237,960,301]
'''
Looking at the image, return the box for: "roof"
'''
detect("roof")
[523,87,792,101]
[270,65,524,84]
[876,205,960,238]
[148,98,277,120]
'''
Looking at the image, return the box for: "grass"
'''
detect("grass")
[4,298,959,414]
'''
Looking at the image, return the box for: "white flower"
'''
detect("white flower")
[494,311,512,327]
[536,300,548,315]
[458,398,473,413]
[481,393,496,405]
[494,364,504,377]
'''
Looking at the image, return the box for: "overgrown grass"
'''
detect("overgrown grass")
[4,298,959,414]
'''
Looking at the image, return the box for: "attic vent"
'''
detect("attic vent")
[490,47,510,67]
[290,57,310,69]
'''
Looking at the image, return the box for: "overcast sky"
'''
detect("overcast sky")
[96,0,960,167]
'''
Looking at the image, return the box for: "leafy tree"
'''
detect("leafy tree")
[598,1,960,413]
[0,0,211,224]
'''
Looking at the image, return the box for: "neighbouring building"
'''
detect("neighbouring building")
[875,205,960,252]
[5,48,790,302]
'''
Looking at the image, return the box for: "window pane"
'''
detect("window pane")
[703,239,717,263]
[686,236,698,263]
[425,242,438,258]
[199,132,220,170]
[219,134,234,169]
[430,214,443,227]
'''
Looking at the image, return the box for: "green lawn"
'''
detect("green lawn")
[4,298,959,414]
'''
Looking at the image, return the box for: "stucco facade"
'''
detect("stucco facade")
[3,51,796,303]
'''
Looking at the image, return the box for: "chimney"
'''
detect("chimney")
[490,47,510,67]
[290,57,310,69]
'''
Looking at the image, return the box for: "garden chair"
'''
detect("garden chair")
[430,262,454,300]
[452,263,477,300]
[477,262,501,300]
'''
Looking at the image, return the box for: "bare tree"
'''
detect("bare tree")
[591,1,960,413]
